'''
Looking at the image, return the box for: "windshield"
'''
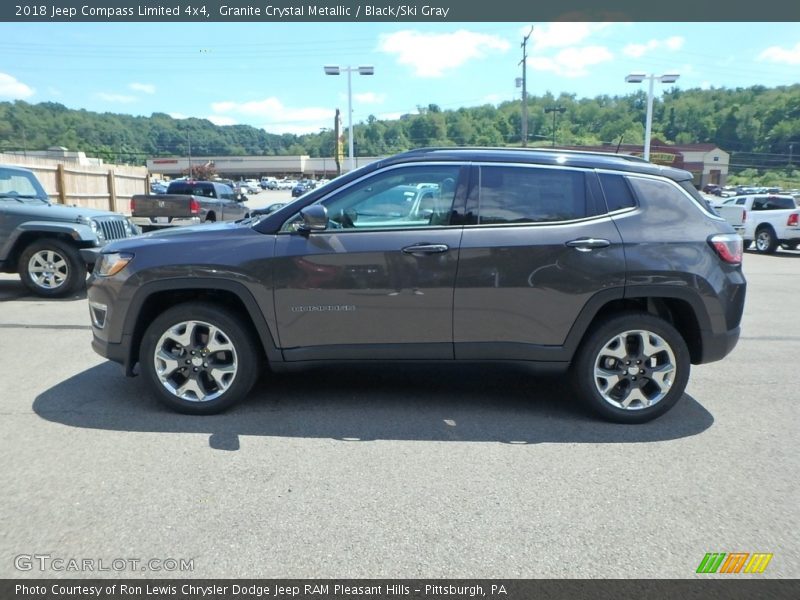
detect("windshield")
[0,167,50,203]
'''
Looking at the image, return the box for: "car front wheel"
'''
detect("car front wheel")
[18,239,86,298]
[140,303,261,414]
[572,313,690,423]
[754,226,778,254]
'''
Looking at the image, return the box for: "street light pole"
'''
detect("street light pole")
[325,65,374,172]
[544,106,566,148]
[625,72,680,161]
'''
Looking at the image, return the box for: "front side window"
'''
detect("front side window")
[476,165,596,225]
[282,165,461,232]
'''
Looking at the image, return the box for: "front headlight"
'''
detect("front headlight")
[94,252,133,277]
[124,218,139,236]
[89,219,105,241]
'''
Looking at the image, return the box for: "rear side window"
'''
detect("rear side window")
[628,177,696,210]
[476,166,596,224]
[598,173,636,212]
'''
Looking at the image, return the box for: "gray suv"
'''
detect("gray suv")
[87,148,746,423]
[1,164,137,297]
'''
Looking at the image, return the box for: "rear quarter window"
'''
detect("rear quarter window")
[628,177,703,213]
[598,173,637,211]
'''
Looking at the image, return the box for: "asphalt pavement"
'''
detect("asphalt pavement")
[1,231,797,579]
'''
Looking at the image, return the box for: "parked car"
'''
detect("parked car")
[291,182,310,197]
[0,163,138,297]
[130,180,249,232]
[715,194,800,252]
[703,184,722,196]
[87,147,745,423]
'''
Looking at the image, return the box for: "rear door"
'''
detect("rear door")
[272,163,467,361]
[453,163,626,360]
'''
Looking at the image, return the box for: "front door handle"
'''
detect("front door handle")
[401,243,450,255]
[565,238,610,251]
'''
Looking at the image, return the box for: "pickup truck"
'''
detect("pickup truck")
[716,194,800,253]
[131,180,250,232]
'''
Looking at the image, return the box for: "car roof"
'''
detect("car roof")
[375,147,694,182]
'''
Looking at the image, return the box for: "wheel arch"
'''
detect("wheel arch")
[123,279,281,375]
[566,289,709,365]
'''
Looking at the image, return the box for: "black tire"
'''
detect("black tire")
[754,226,778,254]
[742,239,752,250]
[571,312,691,424]
[17,238,86,298]
[139,302,261,414]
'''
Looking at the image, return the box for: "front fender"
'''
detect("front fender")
[1,221,98,261]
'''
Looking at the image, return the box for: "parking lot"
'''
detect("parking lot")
[1,234,798,578]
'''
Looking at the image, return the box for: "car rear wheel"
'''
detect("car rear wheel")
[572,312,690,424]
[140,303,260,414]
[18,239,86,298]
[754,226,778,254]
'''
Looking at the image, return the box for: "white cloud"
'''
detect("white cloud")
[0,72,34,99]
[758,42,800,65]
[168,112,188,120]
[624,36,684,58]
[353,92,386,104]
[96,92,136,103]
[379,29,510,78]
[529,23,612,51]
[129,82,156,94]
[529,46,614,78]
[211,97,335,134]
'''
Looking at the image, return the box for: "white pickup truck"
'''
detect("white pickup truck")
[715,194,800,253]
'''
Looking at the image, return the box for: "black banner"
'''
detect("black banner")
[3,580,800,600]
[2,0,799,22]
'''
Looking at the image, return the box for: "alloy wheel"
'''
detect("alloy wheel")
[593,329,677,410]
[27,249,69,290]
[153,320,239,403]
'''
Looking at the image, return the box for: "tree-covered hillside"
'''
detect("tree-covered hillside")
[1,84,799,175]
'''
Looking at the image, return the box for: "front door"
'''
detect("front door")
[272,163,466,361]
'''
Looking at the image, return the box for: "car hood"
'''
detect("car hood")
[2,200,121,221]
[102,221,254,253]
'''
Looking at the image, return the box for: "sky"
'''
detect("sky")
[0,22,799,136]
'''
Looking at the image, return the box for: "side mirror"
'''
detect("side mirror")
[299,205,328,232]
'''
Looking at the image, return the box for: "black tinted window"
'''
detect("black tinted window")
[599,173,637,211]
[628,177,692,208]
[752,196,795,210]
[167,182,214,197]
[477,166,592,224]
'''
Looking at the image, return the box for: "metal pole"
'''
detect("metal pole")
[347,67,354,173]
[644,75,655,162]
[520,27,533,148]
[552,110,557,147]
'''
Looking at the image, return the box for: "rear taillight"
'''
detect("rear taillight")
[709,234,743,265]
[741,209,747,224]
[130,198,136,212]
[788,213,799,227]
[189,197,200,214]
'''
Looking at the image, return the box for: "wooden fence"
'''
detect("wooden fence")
[1,153,148,215]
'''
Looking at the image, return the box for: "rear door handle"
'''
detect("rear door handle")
[565,238,611,251]
[401,243,450,255]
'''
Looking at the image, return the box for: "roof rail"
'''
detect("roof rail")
[395,146,650,163]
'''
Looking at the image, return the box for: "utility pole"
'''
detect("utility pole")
[334,108,342,176]
[519,26,533,147]
[187,129,192,179]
